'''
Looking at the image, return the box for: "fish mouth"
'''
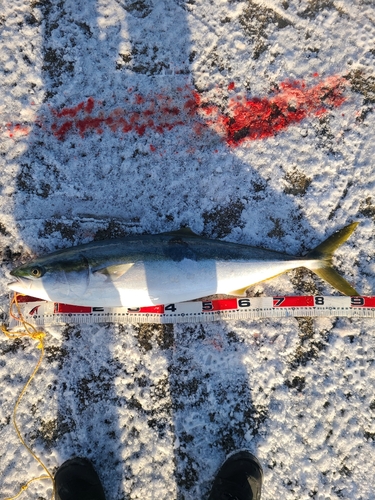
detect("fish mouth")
[10,268,28,278]
[8,276,32,292]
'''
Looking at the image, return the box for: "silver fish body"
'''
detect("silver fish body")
[8,224,360,307]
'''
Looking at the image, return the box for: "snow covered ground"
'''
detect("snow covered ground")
[1,0,375,498]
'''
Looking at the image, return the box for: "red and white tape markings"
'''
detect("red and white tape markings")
[7,295,375,328]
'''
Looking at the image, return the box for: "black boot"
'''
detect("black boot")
[208,451,263,500]
[54,457,106,500]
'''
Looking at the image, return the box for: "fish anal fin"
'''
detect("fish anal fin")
[228,285,250,297]
[94,263,134,281]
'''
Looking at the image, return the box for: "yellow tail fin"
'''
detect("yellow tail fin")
[305,222,360,296]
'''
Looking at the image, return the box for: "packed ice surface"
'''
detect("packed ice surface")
[1,0,375,499]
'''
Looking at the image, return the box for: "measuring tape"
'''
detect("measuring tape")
[6,295,375,328]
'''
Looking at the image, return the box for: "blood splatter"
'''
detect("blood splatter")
[53,101,86,118]
[5,123,31,138]
[199,75,348,146]
[7,75,348,146]
[85,97,95,114]
[50,90,191,140]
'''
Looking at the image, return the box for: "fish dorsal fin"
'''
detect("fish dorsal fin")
[163,227,201,238]
[93,262,134,280]
[228,286,249,297]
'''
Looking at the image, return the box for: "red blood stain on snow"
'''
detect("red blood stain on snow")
[13,75,347,146]
[50,89,195,140]
[53,96,95,118]
[5,123,31,138]
[135,94,145,105]
[199,75,348,146]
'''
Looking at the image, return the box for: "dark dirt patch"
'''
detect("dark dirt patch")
[76,21,92,36]
[194,46,230,75]
[118,40,181,75]
[42,47,74,79]
[289,268,321,296]
[175,451,199,492]
[76,368,114,409]
[32,0,76,99]
[1,246,23,265]
[0,222,10,236]
[359,197,375,219]
[296,317,315,341]
[93,220,130,240]
[45,345,69,369]
[0,338,28,355]
[203,200,245,238]
[134,324,154,352]
[150,375,170,400]
[16,158,60,198]
[239,1,292,60]
[313,116,336,155]
[345,70,375,122]
[284,168,311,197]
[285,375,306,392]
[345,70,375,104]
[364,430,375,440]
[297,0,345,19]
[118,0,153,19]
[156,324,174,350]
[0,415,11,432]
[61,324,81,341]
[209,392,268,455]
[29,413,75,448]
[116,51,132,70]
[267,217,285,239]
[226,329,243,345]
[133,324,174,352]
[288,317,330,369]
[40,220,80,242]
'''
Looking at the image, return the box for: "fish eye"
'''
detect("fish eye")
[30,266,44,278]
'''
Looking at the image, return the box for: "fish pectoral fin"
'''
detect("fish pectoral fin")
[228,285,250,297]
[93,263,134,281]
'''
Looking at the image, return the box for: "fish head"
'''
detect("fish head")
[8,253,90,302]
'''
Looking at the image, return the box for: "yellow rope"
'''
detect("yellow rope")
[1,293,55,500]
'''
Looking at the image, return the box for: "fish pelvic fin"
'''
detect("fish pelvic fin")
[305,222,360,296]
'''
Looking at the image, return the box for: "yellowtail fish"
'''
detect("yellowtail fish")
[8,223,360,307]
